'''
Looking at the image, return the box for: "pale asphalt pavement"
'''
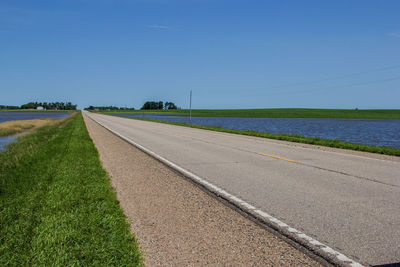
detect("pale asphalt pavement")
[85,111,400,266]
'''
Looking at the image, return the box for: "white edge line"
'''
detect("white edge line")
[87,112,364,267]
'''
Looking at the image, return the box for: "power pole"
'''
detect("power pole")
[189,90,192,123]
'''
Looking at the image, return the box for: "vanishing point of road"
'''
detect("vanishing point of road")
[86,111,400,266]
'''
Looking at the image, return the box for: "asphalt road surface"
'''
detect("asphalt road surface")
[85,111,400,266]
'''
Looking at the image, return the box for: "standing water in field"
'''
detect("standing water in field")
[0,112,70,123]
[0,136,16,152]
[0,112,70,152]
[112,113,400,149]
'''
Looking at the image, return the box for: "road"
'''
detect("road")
[85,111,400,266]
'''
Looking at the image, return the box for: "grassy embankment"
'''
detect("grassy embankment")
[0,112,142,266]
[103,108,400,119]
[107,113,400,157]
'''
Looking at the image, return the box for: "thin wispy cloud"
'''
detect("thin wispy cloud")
[148,24,170,30]
[388,32,400,38]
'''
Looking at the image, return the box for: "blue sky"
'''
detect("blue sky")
[1,0,399,109]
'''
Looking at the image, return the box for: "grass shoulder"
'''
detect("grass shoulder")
[107,113,400,157]
[0,112,142,266]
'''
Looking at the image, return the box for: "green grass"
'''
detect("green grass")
[103,108,400,119]
[0,112,142,266]
[108,114,400,157]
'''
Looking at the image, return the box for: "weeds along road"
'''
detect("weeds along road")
[85,111,400,266]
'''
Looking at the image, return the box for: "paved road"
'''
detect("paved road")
[84,115,322,266]
[85,112,400,266]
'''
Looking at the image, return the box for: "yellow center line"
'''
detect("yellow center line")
[257,152,297,163]
[176,134,189,138]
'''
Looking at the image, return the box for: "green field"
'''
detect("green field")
[0,113,142,266]
[103,108,400,119]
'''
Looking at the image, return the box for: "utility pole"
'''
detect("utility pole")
[189,90,192,123]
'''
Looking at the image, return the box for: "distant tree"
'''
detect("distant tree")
[21,102,36,109]
[84,105,134,111]
[20,101,77,110]
[141,101,162,110]
[141,100,178,110]
[164,101,177,110]
[0,105,19,110]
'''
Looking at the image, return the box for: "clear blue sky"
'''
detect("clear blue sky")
[1,0,399,109]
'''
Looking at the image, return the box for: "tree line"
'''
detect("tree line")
[0,102,77,110]
[21,102,77,110]
[0,105,20,110]
[84,106,135,111]
[141,101,178,110]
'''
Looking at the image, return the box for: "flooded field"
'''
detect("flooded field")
[0,112,71,151]
[0,112,70,123]
[113,113,400,149]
